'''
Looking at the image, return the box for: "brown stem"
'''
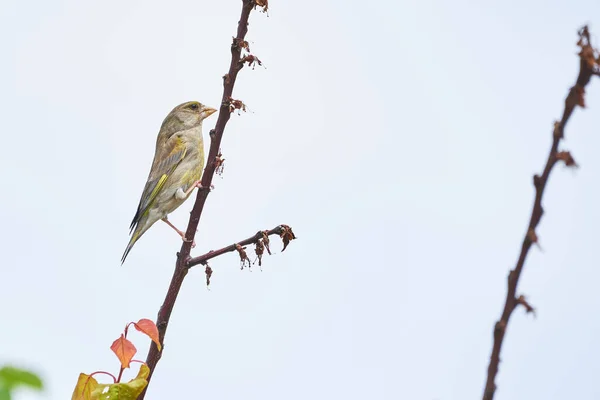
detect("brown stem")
[187,226,286,269]
[138,1,258,398]
[482,25,598,400]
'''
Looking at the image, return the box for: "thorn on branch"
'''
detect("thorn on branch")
[279,225,296,252]
[553,121,563,139]
[526,228,543,251]
[240,54,264,70]
[493,320,506,338]
[556,151,579,168]
[226,97,247,114]
[205,265,213,287]
[533,174,542,189]
[223,73,231,86]
[515,295,536,317]
[235,243,251,269]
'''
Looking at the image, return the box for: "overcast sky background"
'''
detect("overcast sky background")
[2,0,600,399]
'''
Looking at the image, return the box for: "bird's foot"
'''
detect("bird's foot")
[180,234,196,248]
[181,180,214,198]
[194,180,215,192]
[161,218,196,248]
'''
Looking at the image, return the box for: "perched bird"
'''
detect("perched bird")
[121,101,217,264]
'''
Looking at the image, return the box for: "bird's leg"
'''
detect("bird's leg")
[161,218,196,248]
[175,180,215,200]
[190,180,215,194]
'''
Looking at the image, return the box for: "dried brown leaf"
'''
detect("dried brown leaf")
[205,265,213,287]
[262,231,272,255]
[240,54,263,70]
[279,225,296,252]
[556,151,578,167]
[236,244,251,269]
[254,0,268,12]
[215,151,226,176]
[255,239,265,267]
[227,97,247,114]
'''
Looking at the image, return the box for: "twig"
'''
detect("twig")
[186,225,290,269]
[138,2,264,398]
[482,25,599,400]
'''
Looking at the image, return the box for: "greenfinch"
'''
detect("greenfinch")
[121,101,217,264]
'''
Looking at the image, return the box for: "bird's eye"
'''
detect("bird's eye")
[189,103,199,110]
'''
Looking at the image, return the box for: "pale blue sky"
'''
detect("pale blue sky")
[2,1,600,399]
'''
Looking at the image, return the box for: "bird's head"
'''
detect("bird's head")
[160,101,217,136]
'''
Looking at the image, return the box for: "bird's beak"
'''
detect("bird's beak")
[203,107,217,118]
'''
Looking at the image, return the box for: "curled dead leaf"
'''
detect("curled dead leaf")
[235,244,251,269]
[227,97,247,114]
[556,151,578,167]
[254,0,268,12]
[205,265,213,286]
[255,239,265,267]
[279,225,296,252]
[215,151,226,177]
[240,54,263,69]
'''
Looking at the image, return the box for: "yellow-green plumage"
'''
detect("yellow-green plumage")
[122,101,217,264]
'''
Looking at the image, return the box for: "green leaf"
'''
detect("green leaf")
[0,387,10,400]
[0,366,43,391]
[96,364,149,400]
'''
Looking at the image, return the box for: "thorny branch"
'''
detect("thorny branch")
[187,225,294,270]
[482,26,599,400]
[138,1,293,399]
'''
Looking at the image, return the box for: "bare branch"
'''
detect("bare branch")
[482,25,598,400]
[138,1,269,398]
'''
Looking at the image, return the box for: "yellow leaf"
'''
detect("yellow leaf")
[135,364,150,381]
[71,373,99,400]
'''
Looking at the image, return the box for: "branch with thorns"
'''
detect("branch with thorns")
[138,2,295,398]
[482,25,599,400]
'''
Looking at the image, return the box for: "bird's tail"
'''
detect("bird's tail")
[121,222,148,265]
[121,229,142,265]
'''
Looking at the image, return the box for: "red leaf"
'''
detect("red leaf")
[110,334,137,369]
[133,319,162,351]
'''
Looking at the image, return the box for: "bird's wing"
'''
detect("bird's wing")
[129,135,187,232]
